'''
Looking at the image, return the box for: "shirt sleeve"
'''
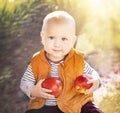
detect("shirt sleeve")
[84,61,99,77]
[20,65,36,99]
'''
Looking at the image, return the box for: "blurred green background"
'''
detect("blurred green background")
[0,0,120,113]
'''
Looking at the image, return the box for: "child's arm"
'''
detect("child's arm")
[20,65,36,98]
[83,61,101,94]
[20,65,55,99]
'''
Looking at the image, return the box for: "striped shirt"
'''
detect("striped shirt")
[20,61,99,106]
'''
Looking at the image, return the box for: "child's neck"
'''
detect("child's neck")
[44,51,67,64]
[47,57,64,64]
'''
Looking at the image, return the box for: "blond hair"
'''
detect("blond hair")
[41,11,75,31]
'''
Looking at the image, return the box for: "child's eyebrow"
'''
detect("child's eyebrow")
[49,35,56,37]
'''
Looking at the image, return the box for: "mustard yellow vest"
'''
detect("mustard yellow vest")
[28,48,93,113]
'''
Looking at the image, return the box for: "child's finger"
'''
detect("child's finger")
[43,93,55,99]
[38,79,45,85]
[87,79,94,84]
[42,87,53,93]
[40,90,55,99]
[85,74,93,79]
[85,88,93,94]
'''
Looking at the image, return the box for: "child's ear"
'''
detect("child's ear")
[40,31,45,45]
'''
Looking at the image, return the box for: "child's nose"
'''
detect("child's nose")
[54,39,60,47]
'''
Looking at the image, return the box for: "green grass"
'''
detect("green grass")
[0,0,34,37]
[0,0,35,24]
[0,67,11,82]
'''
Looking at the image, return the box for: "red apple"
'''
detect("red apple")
[42,77,63,97]
[74,75,93,93]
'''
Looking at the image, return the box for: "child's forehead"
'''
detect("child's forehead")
[45,22,76,37]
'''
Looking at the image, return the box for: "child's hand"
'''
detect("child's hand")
[30,79,55,99]
[85,74,100,94]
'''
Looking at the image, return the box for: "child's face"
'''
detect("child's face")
[41,21,76,62]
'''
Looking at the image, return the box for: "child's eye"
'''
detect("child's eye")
[62,37,67,41]
[48,36,54,40]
